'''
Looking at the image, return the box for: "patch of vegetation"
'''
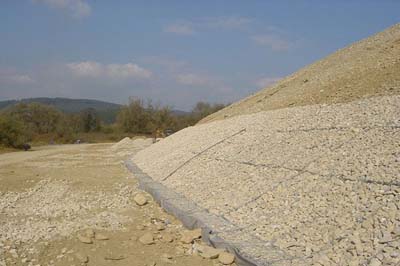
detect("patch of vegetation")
[0,98,226,150]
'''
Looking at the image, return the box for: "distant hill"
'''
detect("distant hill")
[0,97,122,124]
[0,97,189,123]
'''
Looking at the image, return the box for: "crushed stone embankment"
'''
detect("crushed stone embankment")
[133,95,400,266]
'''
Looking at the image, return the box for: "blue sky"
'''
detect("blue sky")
[0,0,399,110]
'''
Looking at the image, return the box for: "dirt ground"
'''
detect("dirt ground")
[0,143,223,266]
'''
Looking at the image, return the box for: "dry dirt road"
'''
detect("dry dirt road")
[0,143,221,266]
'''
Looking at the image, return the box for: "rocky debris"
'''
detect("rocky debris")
[139,233,154,245]
[0,179,133,243]
[0,143,216,266]
[180,228,202,244]
[134,193,148,206]
[133,94,400,265]
[218,252,235,265]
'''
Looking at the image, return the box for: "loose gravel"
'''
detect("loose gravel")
[133,95,400,266]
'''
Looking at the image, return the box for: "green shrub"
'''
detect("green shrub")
[0,115,30,148]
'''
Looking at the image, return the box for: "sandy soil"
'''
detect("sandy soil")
[0,143,222,266]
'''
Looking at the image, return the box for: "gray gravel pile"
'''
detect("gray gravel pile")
[133,95,400,266]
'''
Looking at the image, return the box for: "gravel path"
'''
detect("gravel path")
[0,141,224,266]
[133,95,400,266]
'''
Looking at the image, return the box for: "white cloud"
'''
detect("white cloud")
[164,23,195,35]
[34,0,91,18]
[255,76,282,88]
[67,61,152,79]
[176,73,209,86]
[252,35,291,51]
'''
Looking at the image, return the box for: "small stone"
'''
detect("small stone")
[95,233,109,240]
[61,248,67,254]
[156,224,166,231]
[195,244,221,259]
[218,252,235,265]
[139,233,154,245]
[104,254,126,260]
[75,253,89,263]
[379,231,392,244]
[134,194,148,206]
[84,229,95,239]
[136,225,145,230]
[369,258,381,266]
[77,235,93,244]
[175,246,185,255]
[161,233,174,243]
[180,228,202,244]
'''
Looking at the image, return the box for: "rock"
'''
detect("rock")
[136,225,145,230]
[218,252,235,265]
[84,229,95,239]
[180,228,202,244]
[369,258,382,266]
[95,233,109,240]
[379,231,392,243]
[156,224,166,231]
[175,246,185,255]
[134,194,148,206]
[77,235,93,244]
[75,253,89,263]
[195,244,221,259]
[161,233,174,243]
[139,233,154,245]
[104,254,126,260]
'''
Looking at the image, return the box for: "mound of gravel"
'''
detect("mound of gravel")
[111,137,133,150]
[132,95,400,266]
[200,23,400,125]
[111,137,153,153]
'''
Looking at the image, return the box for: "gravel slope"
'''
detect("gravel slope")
[199,23,400,125]
[133,95,400,266]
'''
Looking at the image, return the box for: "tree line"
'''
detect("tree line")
[0,98,226,149]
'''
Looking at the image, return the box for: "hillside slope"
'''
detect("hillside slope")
[199,23,400,124]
